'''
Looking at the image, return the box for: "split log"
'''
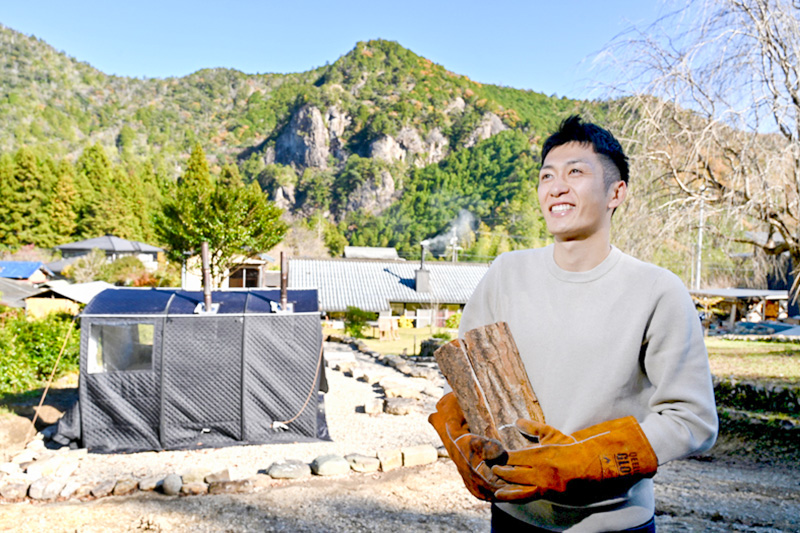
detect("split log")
[434,322,544,449]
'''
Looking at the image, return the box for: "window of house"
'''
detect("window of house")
[88,323,155,374]
[228,266,260,288]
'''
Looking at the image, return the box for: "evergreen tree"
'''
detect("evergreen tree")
[1,148,49,247]
[0,153,16,246]
[49,160,79,244]
[219,162,244,188]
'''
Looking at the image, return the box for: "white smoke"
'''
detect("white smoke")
[421,209,478,257]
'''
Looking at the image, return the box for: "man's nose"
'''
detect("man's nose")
[548,174,569,195]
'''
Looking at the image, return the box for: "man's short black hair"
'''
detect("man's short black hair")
[541,115,629,187]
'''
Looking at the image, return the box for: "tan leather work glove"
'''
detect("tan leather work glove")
[491,416,658,504]
[428,392,508,501]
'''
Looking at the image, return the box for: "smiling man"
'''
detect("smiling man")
[429,116,718,532]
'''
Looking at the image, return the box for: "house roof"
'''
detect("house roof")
[690,288,788,300]
[54,234,163,253]
[46,256,80,276]
[28,281,115,305]
[0,261,51,280]
[288,258,490,313]
[0,278,40,308]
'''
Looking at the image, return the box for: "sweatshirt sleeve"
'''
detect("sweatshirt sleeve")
[639,270,718,464]
[458,255,503,338]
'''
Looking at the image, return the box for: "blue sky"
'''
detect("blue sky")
[1,1,669,99]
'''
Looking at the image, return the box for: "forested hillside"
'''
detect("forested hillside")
[0,24,607,260]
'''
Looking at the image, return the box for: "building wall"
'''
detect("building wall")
[26,298,80,319]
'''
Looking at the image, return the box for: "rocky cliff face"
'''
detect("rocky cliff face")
[344,169,398,216]
[275,105,331,169]
[369,126,450,167]
[327,106,351,162]
[464,112,508,148]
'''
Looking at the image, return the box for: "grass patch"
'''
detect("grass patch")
[324,327,454,356]
[705,338,800,386]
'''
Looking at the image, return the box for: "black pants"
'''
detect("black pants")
[490,504,656,532]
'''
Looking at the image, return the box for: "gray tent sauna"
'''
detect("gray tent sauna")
[68,287,326,453]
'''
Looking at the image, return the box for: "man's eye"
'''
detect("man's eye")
[569,168,582,174]
[540,173,552,181]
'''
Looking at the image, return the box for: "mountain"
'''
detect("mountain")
[0,24,607,259]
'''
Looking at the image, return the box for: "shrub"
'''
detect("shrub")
[0,309,80,395]
[445,312,462,329]
[343,306,375,338]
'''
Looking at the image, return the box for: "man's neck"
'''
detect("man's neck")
[552,233,612,272]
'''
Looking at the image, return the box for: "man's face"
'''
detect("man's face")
[537,142,625,242]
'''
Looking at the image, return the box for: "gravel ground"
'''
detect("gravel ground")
[60,342,444,486]
[1,341,799,532]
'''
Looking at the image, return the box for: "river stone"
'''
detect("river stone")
[0,481,29,501]
[139,475,163,491]
[363,399,384,415]
[73,484,93,498]
[384,397,416,415]
[113,478,138,496]
[181,468,210,484]
[310,454,350,476]
[11,450,38,465]
[26,455,64,479]
[204,469,231,483]
[208,479,253,494]
[161,474,182,496]
[0,462,21,476]
[402,444,438,467]
[344,453,380,473]
[29,477,65,500]
[267,459,311,480]
[384,386,423,400]
[180,482,208,495]
[377,449,403,472]
[55,459,79,479]
[91,479,115,498]
[60,480,82,499]
[25,439,46,452]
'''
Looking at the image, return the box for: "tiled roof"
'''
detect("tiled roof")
[289,258,490,313]
[54,234,163,253]
[0,261,47,280]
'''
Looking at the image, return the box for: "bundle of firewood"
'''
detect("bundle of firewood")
[434,322,544,449]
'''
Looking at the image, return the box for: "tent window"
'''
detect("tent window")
[88,323,155,374]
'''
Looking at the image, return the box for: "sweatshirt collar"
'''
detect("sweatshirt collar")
[545,244,622,283]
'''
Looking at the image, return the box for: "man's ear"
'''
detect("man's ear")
[607,180,627,210]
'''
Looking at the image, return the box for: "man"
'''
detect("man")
[429,116,718,532]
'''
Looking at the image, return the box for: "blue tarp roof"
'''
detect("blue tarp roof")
[0,261,48,280]
[82,288,319,315]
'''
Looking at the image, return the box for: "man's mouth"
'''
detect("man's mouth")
[550,204,574,214]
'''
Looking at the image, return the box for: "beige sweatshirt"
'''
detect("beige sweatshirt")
[458,245,718,532]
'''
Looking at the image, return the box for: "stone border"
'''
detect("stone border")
[0,438,449,503]
[0,337,450,504]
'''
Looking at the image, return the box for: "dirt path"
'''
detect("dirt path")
[2,367,798,531]
[1,450,798,532]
